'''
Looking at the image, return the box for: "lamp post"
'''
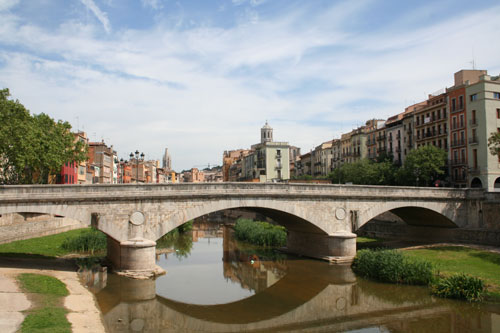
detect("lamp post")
[129,150,145,183]
[414,167,420,187]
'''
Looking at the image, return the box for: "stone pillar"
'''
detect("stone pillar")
[286,230,356,264]
[107,237,165,278]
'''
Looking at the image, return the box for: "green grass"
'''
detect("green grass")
[0,228,104,258]
[21,307,71,333]
[17,274,72,333]
[357,237,381,243]
[17,273,69,297]
[404,246,500,297]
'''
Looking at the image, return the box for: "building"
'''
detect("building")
[222,149,251,181]
[312,141,333,177]
[465,72,500,191]
[183,168,205,182]
[162,148,172,171]
[447,70,487,187]
[247,122,290,182]
[88,141,115,184]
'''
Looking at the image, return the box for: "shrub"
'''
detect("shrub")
[432,273,485,302]
[234,219,287,247]
[61,228,107,254]
[352,249,434,285]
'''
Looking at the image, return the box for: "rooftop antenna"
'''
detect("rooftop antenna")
[470,47,476,70]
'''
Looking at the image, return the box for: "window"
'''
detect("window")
[459,96,464,109]
[472,110,477,124]
[497,109,500,119]
[451,98,456,111]
[494,92,500,99]
[443,108,447,118]
[470,94,477,101]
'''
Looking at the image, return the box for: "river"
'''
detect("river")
[83,221,500,332]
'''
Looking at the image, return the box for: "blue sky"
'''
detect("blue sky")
[1,0,499,170]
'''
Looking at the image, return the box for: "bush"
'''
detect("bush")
[432,273,485,302]
[352,249,434,285]
[61,228,107,254]
[234,219,287,247]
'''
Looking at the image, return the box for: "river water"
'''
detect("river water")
[85,222,500,332]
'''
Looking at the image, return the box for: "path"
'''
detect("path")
[0,257,106,333]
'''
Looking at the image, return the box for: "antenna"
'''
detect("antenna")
[471,47,476,70]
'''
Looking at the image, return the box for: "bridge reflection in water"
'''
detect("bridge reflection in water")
[87,225,500,333]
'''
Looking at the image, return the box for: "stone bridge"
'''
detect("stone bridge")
[0,183,492,274]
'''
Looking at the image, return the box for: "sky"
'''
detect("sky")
[0,0,499,171]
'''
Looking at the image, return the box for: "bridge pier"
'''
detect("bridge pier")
[286,231,356,263]
[106,236,165,279]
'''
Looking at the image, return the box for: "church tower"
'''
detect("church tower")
[260,121,273,144]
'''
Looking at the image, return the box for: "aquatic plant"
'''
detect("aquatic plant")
[432,273,485,302]
[233,218,287,247]
[61,228,107,254]
[352,249,434,285]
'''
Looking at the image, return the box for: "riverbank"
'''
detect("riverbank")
[356,237,500,302]
[0,257,106,332]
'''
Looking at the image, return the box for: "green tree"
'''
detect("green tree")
[0,88,88,184]
[397,145,447,186]
[488,131,500,158]
[329,158,397,185]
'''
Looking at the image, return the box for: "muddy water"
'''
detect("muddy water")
[87,225,500,332]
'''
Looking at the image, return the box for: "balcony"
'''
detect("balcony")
[449,159,467,166]
[450,139,466,148]
[451,122,466,130]
[469,136,479,145]
[377,147,386,154]
[396,133,401,140]
[469,119,478,127]
[376,135,386,142]
[395,146,401,153]
[388,136,393,142]
[450,105,464,114]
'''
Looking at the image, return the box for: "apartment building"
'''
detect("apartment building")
[466,73,500,191]
[88,141,115,184]
[385,113,404,165]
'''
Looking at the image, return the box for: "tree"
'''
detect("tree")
[397,145,447,187]
[328,158,397,185]
[488,131,500,158]
[0,88,88,184]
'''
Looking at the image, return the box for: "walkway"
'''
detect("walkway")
[0,258,106,333]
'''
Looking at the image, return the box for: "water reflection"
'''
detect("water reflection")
[84,221,500,332]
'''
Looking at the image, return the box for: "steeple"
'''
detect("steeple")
[261,121,273,144]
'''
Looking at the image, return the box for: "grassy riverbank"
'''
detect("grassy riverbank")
[17,273,71,332]
[404,246,500,300]
[0,228,106,258]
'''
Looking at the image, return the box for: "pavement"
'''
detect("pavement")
[0,261,107,333]
[0,273,30,332]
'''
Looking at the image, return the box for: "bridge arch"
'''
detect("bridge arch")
[358,201,460,230]
[153,199,331,242]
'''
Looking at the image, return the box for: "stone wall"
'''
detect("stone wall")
[358,220,500,246]
[0,213,86,244]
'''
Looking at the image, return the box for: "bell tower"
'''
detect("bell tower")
[261,121,273,144]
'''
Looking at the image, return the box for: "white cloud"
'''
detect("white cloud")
[0,0,19,11]
[80,0,111,33]
[0,3,499,170]
[141,0,162,10]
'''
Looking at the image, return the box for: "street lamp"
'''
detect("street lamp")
[414,167,420,187]
[130,151,145,183]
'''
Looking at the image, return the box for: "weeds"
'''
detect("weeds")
[233,219,287,247]
[432,273,485,302]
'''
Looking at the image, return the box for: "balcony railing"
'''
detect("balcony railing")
[395,146,401,153]
[469,136,479,144]
[469,119,478,127]
[449,159,467,166]
[450,139,466,148]
[376,135,386,142]
[451,122,466,130]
